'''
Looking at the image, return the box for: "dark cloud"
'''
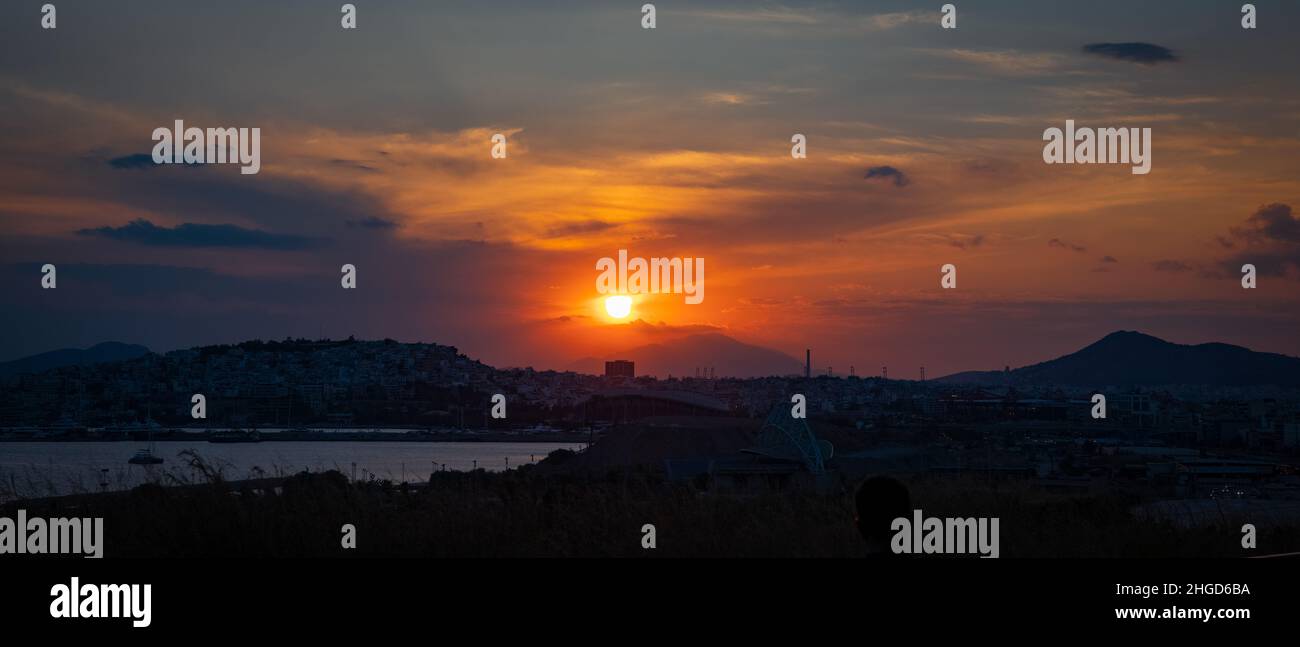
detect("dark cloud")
[1231,203,1300,243]
[1216,203,1300,278]
[1152,259,1192,272]
[1214,253,1299,278]
[1048,238,1087,253]
[1100,255,1118,263]
[77,219,322,250]
[864,165,910,187]
[1082,42,1179,65]
[84,167,398,239]
[107,153,157,170]
[346,216,398,230]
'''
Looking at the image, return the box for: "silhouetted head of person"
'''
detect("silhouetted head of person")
[855,476,911,555]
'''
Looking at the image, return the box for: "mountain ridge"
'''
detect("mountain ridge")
[0,342,152,378]
[937,330,1300,387]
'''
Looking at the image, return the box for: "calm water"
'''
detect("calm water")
[0,441,583,501]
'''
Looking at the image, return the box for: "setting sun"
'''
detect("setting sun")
[604,295,633,319]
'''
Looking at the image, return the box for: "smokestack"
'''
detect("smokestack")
[805,349,811,379]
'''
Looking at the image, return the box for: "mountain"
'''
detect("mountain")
[937,330,1300,387]
[570,333,804,378]
[0,342,152,378]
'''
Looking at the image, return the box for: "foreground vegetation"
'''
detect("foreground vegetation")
[5,452,1291,558]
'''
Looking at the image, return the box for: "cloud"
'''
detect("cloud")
[1082,43,1179,65]
[345,216,397,230]
[330,159,379,172]
[91,162,397,234]
[867,11,939,31]
[864,165,910,187]
[1048,238,1087,253]
[1101,255,1119,263]
[76,219,322,250]
[684,8,935,31]
[701,92,760,106]
[544,220,618,238]
[1152,259,1192,272]
[107,153,157,170]
[948,234,986,250]
[923,48,1066,76]
[626,319,726,336]
[684,7,820,26]
[1216,203,1300,278]
[1231,203,1300,243]
[963,158,1017,175]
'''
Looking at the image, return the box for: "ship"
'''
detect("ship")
[128,425,164,464]
[127,448,164,465]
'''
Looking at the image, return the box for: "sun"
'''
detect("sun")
[604,295,633,319]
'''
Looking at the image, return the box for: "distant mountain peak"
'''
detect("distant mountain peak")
[939,330,1300,388]
[0,342,152,378]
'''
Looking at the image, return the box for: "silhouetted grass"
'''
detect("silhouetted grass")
[4,466,1292,558]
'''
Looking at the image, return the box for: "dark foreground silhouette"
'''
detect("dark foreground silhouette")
[856,476,912,556]
[3,455,1292,558]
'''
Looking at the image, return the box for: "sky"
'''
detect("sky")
[1,0,1298,377]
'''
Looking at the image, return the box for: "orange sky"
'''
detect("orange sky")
[2,1,1299,375]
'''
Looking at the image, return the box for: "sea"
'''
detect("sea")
[0,440,584,501]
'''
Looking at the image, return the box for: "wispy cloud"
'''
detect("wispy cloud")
[866,11,940,31]
[948,234,986,250]
[920,48,1068,76]
[700,92,761,106]
[684,7,938,32]
[685,7,821,25]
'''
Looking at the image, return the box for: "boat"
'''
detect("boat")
[128,416,164,464]
[128,448,164,465]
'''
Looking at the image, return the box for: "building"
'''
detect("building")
[604,360,635,378]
